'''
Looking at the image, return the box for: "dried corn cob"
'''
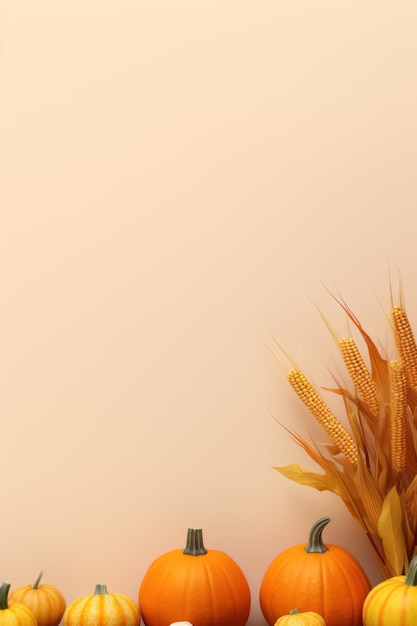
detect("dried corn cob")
[287,368,359,464]
[389,358,408,475]
[392,306,417,388]
[339,337,380,416]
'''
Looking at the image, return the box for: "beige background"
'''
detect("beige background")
[1,1,417,624]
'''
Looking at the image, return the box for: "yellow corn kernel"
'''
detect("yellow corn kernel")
[389,359,407,475]
[287,368,359,464]
[339,337,380,416]
[392,306,417,388]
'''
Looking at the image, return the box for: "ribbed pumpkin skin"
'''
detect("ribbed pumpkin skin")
[0,603,37,626]
[274,610,326,625]
[362,575,417,625]
[139,542,251,626]
[9,573,66,626]
[63,587,140,626]
[0,582,37,626]
[260,519,371,626]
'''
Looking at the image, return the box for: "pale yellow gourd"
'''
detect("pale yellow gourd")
[274,608,326,626]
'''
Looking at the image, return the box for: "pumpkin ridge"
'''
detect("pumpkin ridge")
[84,593,101,624]
[300,551,325,614]
[282,553,313,615]
[202,554,217,626]
[336,546,372,588]
[378,584,402,624]
[287,554,306,612]
[264,551,307,618]
[38,593,53,622]
[182,554,198,624]
[111,595,126,626]
[143,551,181,625]
[329,552,356,625]
[208,551,241,626]
[114,593,137,624]
[317,551,327,619]
[206,550,239,623]
[362,580,394,624]
[171,556,192,624]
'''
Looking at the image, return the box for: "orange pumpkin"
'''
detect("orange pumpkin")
[63,584,140,626]
[259,517,371,626]
[139,527,251,626]
[0,581,37,626]
[9,570,66,626]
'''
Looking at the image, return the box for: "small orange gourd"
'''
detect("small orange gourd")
[362,553,417,625]
[274,609,326,625]
[0,581,37,626]
[139,527,251,626]
[259,517,371,626]
[63,584,140,626]
[9,570,66,626]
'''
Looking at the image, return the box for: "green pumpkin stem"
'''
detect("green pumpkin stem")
[289,609,300,615]
[404,555,417,585]
[94,584,109,595]
[305,517,330,554]
[183,528,208,556]
[0,582,11,611]
[33,570,44,589]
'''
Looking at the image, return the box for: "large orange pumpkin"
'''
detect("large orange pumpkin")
[63,584,140,626]
[138,527,251,626]
[259,517,371,626]
[9,570,66,626]
[0,581,37,626]
[362,553,417,625]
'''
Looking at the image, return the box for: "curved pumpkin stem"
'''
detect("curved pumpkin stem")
[289,609,300,614]
[183,528,208,556]
[305,517,330,554]
[0,582,11,611]
[404,555,417,586]
[94,584,109,595]
[33,570,44,589]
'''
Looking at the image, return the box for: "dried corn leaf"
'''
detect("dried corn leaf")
[274,463,335,492]
[377,486,406,576]
[354,461,383,532]
[405,475,417,536]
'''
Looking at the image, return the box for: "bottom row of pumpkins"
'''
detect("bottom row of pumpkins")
[1,519,416,626]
